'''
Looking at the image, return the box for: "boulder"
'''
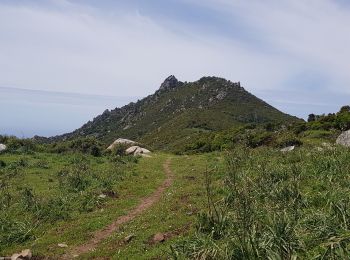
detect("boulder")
[107,138,136,150]
[125,146,151,156]
[280,146,295,152]
[11,249,32,260]
[0,144,7,153]
[336,130,350,147]
[125,146,139,155]
[134,147,151,155]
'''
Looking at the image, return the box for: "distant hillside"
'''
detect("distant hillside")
[47,76,300,149]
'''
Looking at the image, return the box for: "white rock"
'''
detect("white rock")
[125,146,139,155]
[98,194,107,199]
[0,144,7,153]
[336,130,350,147]
[280,146,295,152]
[134,147,151,156]
[58,243,68,248]
[11,249,32,260]
[107,138,136,150]
[126,146,151,156]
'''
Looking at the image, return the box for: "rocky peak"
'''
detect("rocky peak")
[159,75,181,91]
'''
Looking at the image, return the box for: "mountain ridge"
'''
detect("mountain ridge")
[43,76,301,149]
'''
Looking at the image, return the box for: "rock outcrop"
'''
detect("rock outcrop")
[336,130,350,147]
[107,138,136,150]
[159,75,182,91]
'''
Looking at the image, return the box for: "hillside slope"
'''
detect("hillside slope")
[49,76,300,149]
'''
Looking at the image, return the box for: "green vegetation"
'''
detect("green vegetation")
[44,76,300,151]
[174,105,350,154]
[1,83,350,258]
[172,146,350,259]
[0,147,139,256]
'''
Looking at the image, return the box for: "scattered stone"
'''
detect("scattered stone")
[57,243,68,248]
[280,146,295,152]
[98,194,107,199]
[336,130,350,147]
[316,147,324,152]
[124,234,135,243]
[0,144,7,153]
[11,249,32,260]
[153,233,165,243]
[107,138,136,150]
[216,91,227,100]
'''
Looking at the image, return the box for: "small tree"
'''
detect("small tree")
[307,114,316,122]
[339,105,350,114]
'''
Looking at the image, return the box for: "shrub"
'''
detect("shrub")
[50,137,103,156]
[0,160,6,168]
[0,214,34,249]
[274,132,302,148]
[171,147,350,259]
[58,157,91,192]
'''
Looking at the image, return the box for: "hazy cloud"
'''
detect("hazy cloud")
[1,0,350,136]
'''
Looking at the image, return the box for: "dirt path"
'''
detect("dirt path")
[65,158,173,259]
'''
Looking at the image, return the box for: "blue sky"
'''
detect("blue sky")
[1,0,350,137]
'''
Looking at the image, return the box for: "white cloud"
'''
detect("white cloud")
[0,0,305,97]
[185,0,350,94]
[0,0,349,118]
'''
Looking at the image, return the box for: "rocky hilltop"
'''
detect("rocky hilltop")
[45,76,299,149]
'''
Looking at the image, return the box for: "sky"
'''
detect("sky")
[1,0,350,137]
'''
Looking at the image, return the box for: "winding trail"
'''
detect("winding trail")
[66,158,174,258]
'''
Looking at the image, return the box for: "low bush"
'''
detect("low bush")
[172,147,350,258]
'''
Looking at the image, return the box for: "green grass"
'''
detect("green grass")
[0,152,165,257]
[2,142,350,259]
[172,146,350,259]
[82,153,223,259]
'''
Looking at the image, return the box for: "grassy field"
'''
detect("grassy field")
[0,151,221,259]
[1,143,350,259]
[172,145,350,259]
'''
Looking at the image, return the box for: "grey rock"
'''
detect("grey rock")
[159,75,180,91]
[125,146,139,155]
[126,146,151,157]
[336,130,350,147]
[107,138,136,150]
[216,91,227,100]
